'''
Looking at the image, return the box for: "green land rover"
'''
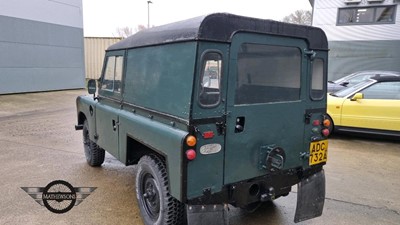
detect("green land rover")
[75,13,330,225]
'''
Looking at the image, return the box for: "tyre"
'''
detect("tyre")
[82,120,105,166]
[136,155,185,225]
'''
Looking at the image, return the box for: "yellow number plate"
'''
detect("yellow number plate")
[309,140,328,166]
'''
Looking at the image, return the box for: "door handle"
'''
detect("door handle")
[235,124,244,132]
[235,116,245,133]
[112,119,118,131]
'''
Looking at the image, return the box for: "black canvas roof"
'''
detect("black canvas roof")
[108,13,328,51]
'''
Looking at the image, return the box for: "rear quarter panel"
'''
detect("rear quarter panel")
[118,109,189,201]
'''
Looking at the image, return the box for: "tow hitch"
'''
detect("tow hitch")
[294,169,325,223]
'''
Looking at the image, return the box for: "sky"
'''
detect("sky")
[82,0,312,37]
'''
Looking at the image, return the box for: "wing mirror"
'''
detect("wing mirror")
[351,93,363,101]
[340,81,349,87]
[87,79,97,96]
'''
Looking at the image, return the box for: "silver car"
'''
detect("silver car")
[328,70,400,93]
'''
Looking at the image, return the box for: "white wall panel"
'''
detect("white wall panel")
[0,0,83,28]
[0,0,84,94]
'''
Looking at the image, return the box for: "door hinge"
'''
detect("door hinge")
[304,113,312,124]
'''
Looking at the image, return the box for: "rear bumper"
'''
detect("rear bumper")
[187,165,323,207]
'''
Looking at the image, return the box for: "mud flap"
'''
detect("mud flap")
[294,169,325,223]
[187,204,229,225]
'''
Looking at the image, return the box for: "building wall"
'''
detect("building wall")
[84,37,122,80]
[0,0,85,94]
[312,0,400,80]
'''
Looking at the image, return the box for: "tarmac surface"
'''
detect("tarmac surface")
[0,89,399,225]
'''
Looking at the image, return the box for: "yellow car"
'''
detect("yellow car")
[327,76,400,137]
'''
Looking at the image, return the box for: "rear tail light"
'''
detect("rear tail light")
[185,135,197,161]
[322,128,330,137]
[186,149,196,160]
[202,131,214,139]
[312,120,320,126]
[186,135,197,147]
[323,119,331,127]
[311,115,331,140]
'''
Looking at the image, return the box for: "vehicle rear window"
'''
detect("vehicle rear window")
[311,58,325,100]
[235,43,301,105]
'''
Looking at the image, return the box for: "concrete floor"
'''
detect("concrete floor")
[0,90,399,225]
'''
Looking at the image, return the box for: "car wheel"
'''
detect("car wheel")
[82,120,105,166]
[136,155,186,225]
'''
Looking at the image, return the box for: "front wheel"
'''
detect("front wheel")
[136,155,185,225]
[82,120,105,166]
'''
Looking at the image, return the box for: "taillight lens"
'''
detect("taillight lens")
[322,128,330,137]
[186,135,197,147]
[186,149,196,160]
[202,131,214,139]
[323,119,331,127]
[312,120,320,126]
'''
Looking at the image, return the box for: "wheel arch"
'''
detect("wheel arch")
[78,111,87,125]
[126,135,166,166]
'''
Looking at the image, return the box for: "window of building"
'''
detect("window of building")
[337,5,396,25]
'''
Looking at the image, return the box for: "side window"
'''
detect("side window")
[311,58,325,100]
[198,52,222,107]
[360,82,400,100]
[348,74,370,84]
[101,55,124,93]
[235,43,301,104]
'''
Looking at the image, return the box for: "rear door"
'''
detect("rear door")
[187,44,228,199]
[224,33,308,184]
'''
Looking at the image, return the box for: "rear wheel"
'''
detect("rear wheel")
[82,120,105,166]
[136,155,185,225]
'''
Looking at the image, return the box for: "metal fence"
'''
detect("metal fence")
[84,37,122,79]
